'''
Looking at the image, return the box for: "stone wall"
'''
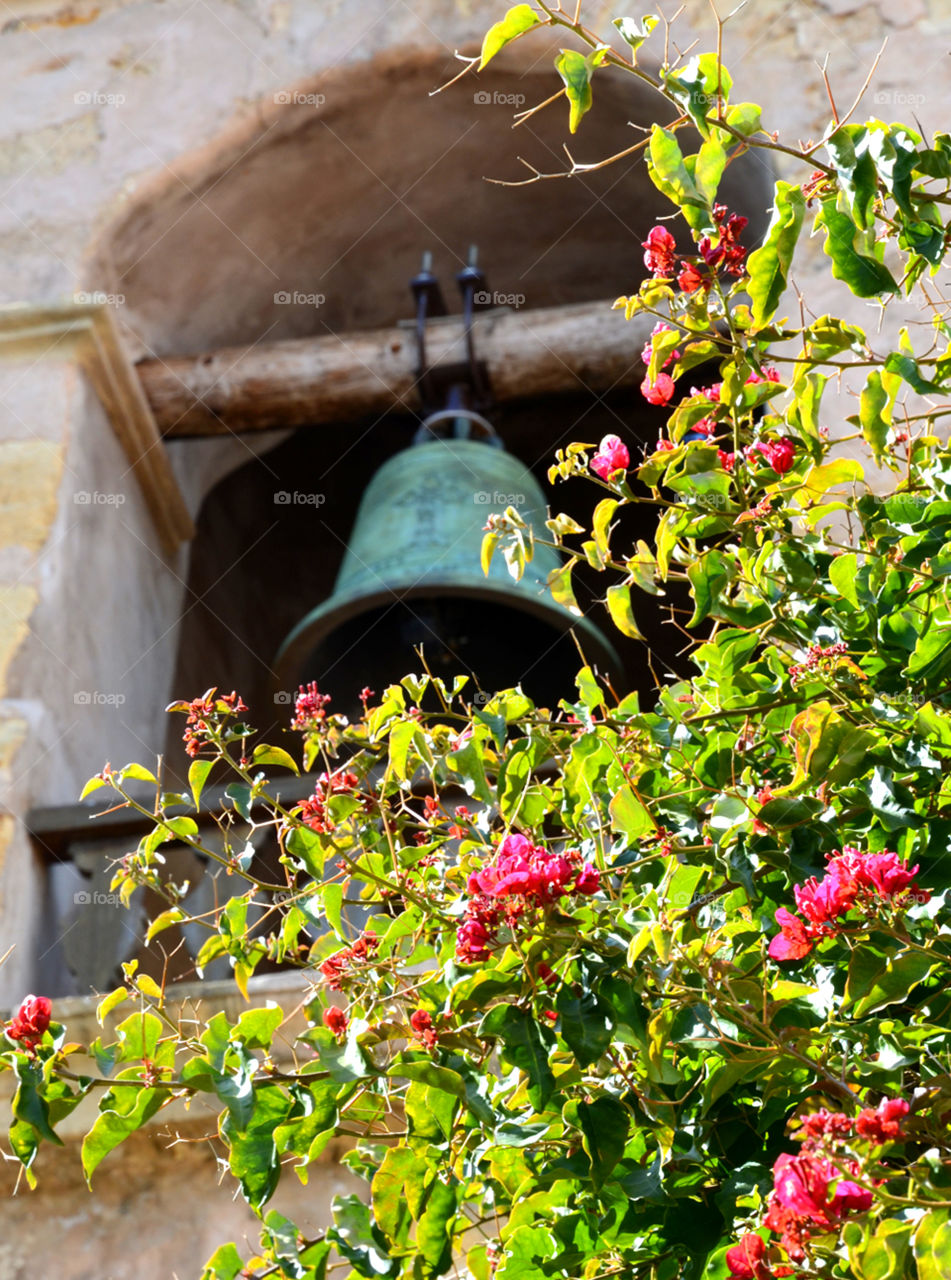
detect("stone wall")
[0,0,948,1275]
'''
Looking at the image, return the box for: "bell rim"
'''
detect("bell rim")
[272,579,624,698]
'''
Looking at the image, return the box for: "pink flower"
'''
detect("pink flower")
[640,373,675,406]
[574,863,600,894]
[590,434,631,480]
[7,995,52,1048]
[322,1006,347,1036]
[794,873,856,930]
[749,438,795,475]
[643,226,677,276]
[456,915,493,962]
[768,907,814,962]
[718,449,736,472]
[656,437,676,452]
[726,1234,772,1280]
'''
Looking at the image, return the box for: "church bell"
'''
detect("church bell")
[273,253,622,710]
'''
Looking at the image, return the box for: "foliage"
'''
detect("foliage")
[6,6,951,1279]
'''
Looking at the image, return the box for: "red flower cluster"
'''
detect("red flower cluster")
[292,681,332,731]
[590,434,631,480]
[409,1008,439,1049]
[298,770,359,834]
[700,204,748,277]
[643,225,677,275]
[182,689,248,758]
[788,640,847,683]
[770,848,930,961]
[322,1005,347,1036]
[6,995,52,1049]
[456,834,600,962]
[320,931,379,990]
[643,207,747,296]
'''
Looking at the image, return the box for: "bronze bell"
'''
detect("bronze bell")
[273,409,621,711]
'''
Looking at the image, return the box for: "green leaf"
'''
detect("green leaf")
[725,101,762,137]
[816,199,900,298]
[606,583,645,640]
[845,947,938,1016]
[480,1005,556,1108]
[233,1005,283,1051]
[884,351,945,395]
[80,774,111,800]
[647,126,705,229]
[479,4,540,70]
[416,1180,457,1276]
[406,1080,458,1144]
[82,1086,163,1182]
[746,181,805,327]
[188,758,213,807]
[859,370,892,462]
[563,1094,629,1188]
[609,785,652,844]
[914,1209,949,1280]
[96,986,129,1024]
[556,990,612,1066]
[662,52,732,139]
[251,743,299,774]
[12,1060,62,1147]
[200,1242,246,1280]
[555,46,609,134]
[120,763,158,784]
[372,1148,433,1242]
[222,1085,294,1211]
[829,553,860,608]
[613,15,658,55]
[548,561,581,616]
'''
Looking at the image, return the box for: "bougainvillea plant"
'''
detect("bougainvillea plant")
[6,5,951,1278]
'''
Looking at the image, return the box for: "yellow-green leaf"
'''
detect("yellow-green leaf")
[479,4,540,70]
[606,583,645,639]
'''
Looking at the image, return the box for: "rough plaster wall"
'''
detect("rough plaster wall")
[0,0,949,1275]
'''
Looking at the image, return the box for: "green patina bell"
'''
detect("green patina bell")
[274,410,621,709]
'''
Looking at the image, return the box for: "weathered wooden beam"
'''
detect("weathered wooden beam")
[137,300,656,437]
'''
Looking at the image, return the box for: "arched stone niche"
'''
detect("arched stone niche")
[95,40,774,356]
[85,40,774,778]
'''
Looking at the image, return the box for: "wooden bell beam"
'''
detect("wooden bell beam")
[137,300,659,438]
